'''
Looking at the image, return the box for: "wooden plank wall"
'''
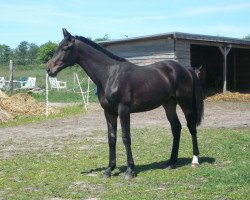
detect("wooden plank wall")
[106,39,176,66]
[105,38,191,67]
[175,40,191,67]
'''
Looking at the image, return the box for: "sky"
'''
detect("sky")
[0,0,250,48]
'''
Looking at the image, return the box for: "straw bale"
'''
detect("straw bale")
[0,93,44,115]
[0,92,56,122]
[206,92,250,102]
[0,107,13,122]
[0,90,8,99]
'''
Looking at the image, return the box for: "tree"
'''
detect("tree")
[243,34,250,40]
[0,44,13,63]
[28,43,39,64]
[15,41,29,65]
[38,41,58,63]
[94,34,110,42]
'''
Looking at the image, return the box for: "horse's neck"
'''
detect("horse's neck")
[76,44,120,88]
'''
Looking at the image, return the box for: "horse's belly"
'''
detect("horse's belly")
[130,103,162,113]
[130,93,169,113]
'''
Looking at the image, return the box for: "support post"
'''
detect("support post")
[233,52,236,90]
[219,45,232,93]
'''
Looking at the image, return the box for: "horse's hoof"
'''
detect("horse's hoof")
[166,164,176,170]
[124,170,135,180]
[103,172,111,179]
[103,168,112,179]
[191,163,199,168]
[166,161,176,170]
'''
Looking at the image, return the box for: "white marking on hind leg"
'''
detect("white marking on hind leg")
[191,155,199,168]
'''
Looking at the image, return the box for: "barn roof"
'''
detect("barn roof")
[99,32,250,48]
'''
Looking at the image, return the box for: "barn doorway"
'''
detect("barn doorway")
[191,44,250,93]
[191,45,223,92]
[229,48,250,92]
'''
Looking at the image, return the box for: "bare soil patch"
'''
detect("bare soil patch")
[0,101,249,158]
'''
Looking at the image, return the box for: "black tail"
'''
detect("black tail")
[192,72,204,126]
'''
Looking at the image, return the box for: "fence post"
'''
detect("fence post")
[87,77,90,105]
[7,60,13,94]
[45,73,49,117]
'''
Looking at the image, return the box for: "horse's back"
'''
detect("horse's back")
[102,60,194,113]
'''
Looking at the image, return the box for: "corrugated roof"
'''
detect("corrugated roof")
[98,32,250,47]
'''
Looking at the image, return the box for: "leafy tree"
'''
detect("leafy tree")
[94,34,110,42]
[15,41,29,65]
[38,41,58,63]
[0,44,13,63]
[28,43,39,64]
[13,41,41,65]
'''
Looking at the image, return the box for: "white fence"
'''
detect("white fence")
[45,73,94,117]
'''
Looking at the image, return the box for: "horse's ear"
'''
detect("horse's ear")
[62,28,72,40]
[199,66,202,70]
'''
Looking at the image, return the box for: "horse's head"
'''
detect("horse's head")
[193,66,202,80]
[47,28,78,77]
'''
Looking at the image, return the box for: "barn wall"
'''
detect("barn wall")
[105,39,192,67]
[175,40,191,67]
[105,39,176,66]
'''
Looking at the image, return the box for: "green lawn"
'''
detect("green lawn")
[0,127,249,199]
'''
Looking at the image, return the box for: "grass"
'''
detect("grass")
[0,63,98,103]
[0,127,249,199]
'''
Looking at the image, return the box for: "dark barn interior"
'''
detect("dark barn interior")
[191,44,250,92]
[191,45,223,90]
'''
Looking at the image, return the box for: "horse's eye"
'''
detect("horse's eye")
[62,44,73,52]
[62,47,67,51]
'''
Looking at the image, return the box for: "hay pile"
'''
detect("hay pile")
[0,107,13,122]
[205,92,250,102]
[0,91,55,122]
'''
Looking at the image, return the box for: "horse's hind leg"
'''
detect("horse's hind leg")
[103,110,118,178]
[163,99,182,169]
[179,102,200,167]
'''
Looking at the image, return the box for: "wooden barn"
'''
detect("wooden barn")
[99,32,250,92]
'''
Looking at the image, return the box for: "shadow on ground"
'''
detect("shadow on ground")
[81,156,215,177]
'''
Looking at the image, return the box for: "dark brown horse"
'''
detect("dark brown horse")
[47,29,204,179]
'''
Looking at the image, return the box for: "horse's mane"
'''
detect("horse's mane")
[75,36,127,62]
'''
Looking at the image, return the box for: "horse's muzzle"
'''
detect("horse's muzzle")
[47,60,57,77]
[46,68,57,77]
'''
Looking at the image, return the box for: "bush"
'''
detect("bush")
[38,41,58,63]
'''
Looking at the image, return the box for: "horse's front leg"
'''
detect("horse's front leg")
[118,104,135,179]
[103,110,118,178]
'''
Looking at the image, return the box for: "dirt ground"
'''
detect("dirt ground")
[0,101,249,158]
